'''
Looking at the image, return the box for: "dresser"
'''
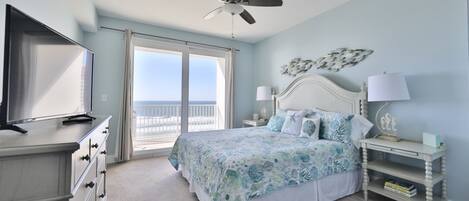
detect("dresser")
[0,116,111,201]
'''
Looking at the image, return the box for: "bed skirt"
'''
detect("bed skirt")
[180,165,362,201]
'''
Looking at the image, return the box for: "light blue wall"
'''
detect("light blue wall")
[83,16,255,158]
[253,0,469,200]
[0,0,84,86]
[0,0,83,42]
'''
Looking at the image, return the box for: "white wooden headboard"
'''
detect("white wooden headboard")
[275,74,368,117]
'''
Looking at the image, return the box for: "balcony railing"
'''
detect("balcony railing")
[133,103,217,150]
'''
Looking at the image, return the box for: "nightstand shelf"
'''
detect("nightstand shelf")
[368,179,443,201]
[367,160,444,186]
[361,138,447,201]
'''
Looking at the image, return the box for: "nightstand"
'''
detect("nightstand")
[361,138,447,201]
[243,119,268,127]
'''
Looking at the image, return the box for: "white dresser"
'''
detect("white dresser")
[0,116,111,201]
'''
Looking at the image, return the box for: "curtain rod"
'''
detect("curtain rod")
[100,26,240,52]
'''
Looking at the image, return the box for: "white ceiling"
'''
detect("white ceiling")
[92,0,350,43]
[71,0,98,32]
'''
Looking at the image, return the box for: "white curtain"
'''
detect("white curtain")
[224,49,235,129]
[118,29,134,161]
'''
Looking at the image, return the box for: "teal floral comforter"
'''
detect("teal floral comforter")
[168,127,360,201]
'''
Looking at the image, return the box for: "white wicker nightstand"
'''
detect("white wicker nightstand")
[361,138,447,201]
[243,119,268,127]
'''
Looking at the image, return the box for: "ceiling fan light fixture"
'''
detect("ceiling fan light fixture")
[223,4,244,15]
[205,0,283,24]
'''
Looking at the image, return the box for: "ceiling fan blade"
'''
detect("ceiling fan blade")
[239,9,256,24]
[204,6,224,20]
[241,0,283,7]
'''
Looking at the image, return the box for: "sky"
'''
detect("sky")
[133,49,218,102]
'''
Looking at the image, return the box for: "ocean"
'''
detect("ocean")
[134,100,216,106]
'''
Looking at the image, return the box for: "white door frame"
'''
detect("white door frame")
[132,37,228,136]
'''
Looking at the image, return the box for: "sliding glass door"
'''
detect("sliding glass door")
[189,51,227,132]
[132,39,228,151]
[133,46,183,151]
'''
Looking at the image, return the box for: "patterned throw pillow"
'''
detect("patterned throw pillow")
[299,117,320,140]
[266,115,285,132]
[317,110,354,144]
[303,109,318,118]
[281,110,306,135]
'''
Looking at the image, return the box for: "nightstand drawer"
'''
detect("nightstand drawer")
[367,144,418,157]
[243,120,268,127]
[367,144,391,152]
[391,148,418,157]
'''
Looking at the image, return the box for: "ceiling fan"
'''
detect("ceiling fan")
[204,0,283,24]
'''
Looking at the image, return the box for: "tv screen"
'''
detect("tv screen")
[2,5,93,124]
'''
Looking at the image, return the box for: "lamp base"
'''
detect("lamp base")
[260,106,268,120]
[377,134,401,142]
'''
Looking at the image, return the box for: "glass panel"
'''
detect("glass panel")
[188,54,226,132]
[133,46,182,151]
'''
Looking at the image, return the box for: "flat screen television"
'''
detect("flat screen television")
[1,5,94,132]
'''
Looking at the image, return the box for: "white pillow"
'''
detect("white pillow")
[350,115,374,149]
[281,110,305,135]
[299,117,320,140]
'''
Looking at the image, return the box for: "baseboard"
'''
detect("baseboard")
[106,154,118,164]
[105,148,172,164]
[131,148,172,160]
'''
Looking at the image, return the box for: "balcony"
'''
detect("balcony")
[133,102,217,151]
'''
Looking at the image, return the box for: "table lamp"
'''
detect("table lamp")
[256,86,272,120]
[368,73,410,142]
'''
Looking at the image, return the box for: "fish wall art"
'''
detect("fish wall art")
[281,48,374,76]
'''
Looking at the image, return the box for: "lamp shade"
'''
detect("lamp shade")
[256,86,272,101]
[368,73,410,102]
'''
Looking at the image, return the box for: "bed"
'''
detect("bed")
[169,74,368,201]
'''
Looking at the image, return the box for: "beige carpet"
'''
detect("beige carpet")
[107,157,390,201]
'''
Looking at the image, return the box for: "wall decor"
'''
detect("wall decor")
[280,58,314,77]
[281,48,374,76]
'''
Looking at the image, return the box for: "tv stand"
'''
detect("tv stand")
[63,114,96,125]
[0,124,28,134]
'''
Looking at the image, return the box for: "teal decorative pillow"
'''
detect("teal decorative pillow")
[317,111,354,144]
[266,115,285,132]
[299,117,320,140]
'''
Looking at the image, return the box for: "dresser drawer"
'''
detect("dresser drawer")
[90,125,108,158]
[87,192,97,201]
[71,161,97,201]
[73,138,91,185]
[96,176,106,201]
[97,143,107,182]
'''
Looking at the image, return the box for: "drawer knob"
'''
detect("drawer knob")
[85,181,95,188]
[101,170,107,174]
[99,193,106,198]
[105,126,109,129]
[91,143,99,149]
[80,154,90,161]
[102,130,108,134]
[100,150,107,155]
